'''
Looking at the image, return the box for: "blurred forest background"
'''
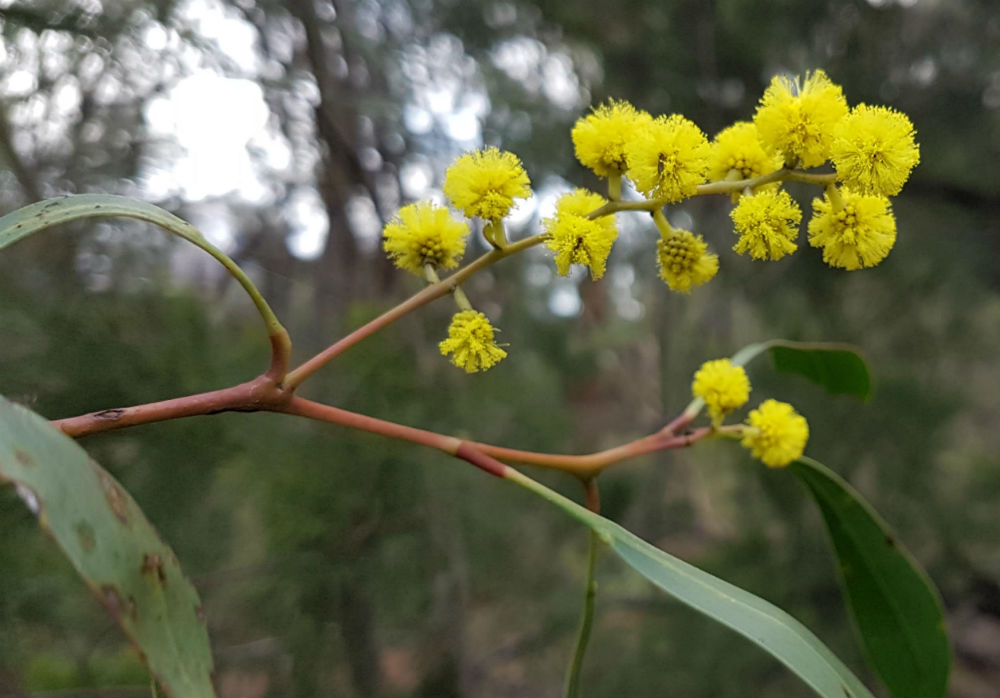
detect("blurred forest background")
[1,0,999,696]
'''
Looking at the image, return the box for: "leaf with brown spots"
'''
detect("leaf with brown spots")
[0,395,215,697]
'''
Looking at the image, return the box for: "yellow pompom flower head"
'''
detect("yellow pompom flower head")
[572,100,653,178]
[655,224,719,293]
[730,189,802,261]
[382,201,469,276]
[625,114,711,202]
[754,69,849,168]
[831,104,920,197]
[808,187,896,270]
[543,189,618,280]
[443,147,531,222]
[741,399,809,468]
[439,310,507,373]
[708,121,784,184]
[692,358,751,425]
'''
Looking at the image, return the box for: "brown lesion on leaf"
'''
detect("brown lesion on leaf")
[101,585,124,619]
[141,553,167,584]
[91,462,130,525]
[75,519,96,552]
[14,448,33,467]
[100,587,137,623]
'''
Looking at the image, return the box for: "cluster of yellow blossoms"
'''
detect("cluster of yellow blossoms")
[692,359,809,467]
[572,70,918,274]
[380,69,918,375]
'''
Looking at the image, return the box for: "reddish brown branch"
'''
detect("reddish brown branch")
[51,375,291,438]
[278,396,464,454]
[468,426,708,479]
[455,442,510,479]
[279,398,709,479]
[51,377,709,481]
[583,479,601,514]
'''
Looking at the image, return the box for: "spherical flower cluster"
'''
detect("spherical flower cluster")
[730,189,802,261]
[572,100,653,178]
[543,189,618,279]
[656,228,719,293]
[382,202,469,275]
[754,69,849,168]
[558,72,920,275]
[708,121,783,183]
[692,359,751,424]
[443,147,531,221]
[741,399,809,468]
[626,114,711,202]
[831,104,920,197]
[439,310,507,373]
[808,189,896,270]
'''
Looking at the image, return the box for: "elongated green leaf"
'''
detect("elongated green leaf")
[0,396,215,697]
[0,194,286,340]
[790,457,949,697]
[731,340,870,400]
[770,345,870,399]
[0,194,207,250]
[506,470,873,698]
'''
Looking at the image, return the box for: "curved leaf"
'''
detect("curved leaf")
[506,469,873,698]
[0,396,215,697]
[731,340,870,400]
[790,457,950,697]
[0,194,286,342]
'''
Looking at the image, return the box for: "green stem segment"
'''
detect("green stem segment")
[428,263,475,311]
[651,208,672,237]
[565,529,600,698]
[452,285,473,311]
[484,219,509,248]
[607,175,622,201]
[205,252,291,380]
[825,183,845,211]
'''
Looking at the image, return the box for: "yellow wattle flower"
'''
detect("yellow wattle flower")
[730,189,802,261]
[443,147,531,221]
[831,104,920,196]
[753,69,849,168]
[656,228,718,292]
[708,121,784,184]
[382,201,469,275]
[692,358,751,424]
[742,399,809,468]
[571,99,653,178]
[808,188,896,270]
[439,310,508,373]
[625,114,711,202]
[543,189,618,279]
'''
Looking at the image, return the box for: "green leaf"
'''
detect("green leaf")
[0,396,215,698]
[731,340,871,400]
[0,194,286,341]
[507,470,873,698]
[790,457,950,697]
